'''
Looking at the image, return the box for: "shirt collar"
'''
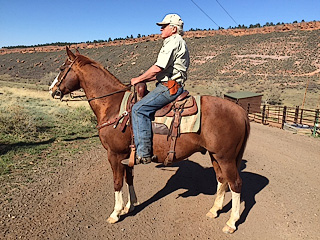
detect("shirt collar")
[163,34,178,45]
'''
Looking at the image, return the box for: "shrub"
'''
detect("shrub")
[0,105,38,141]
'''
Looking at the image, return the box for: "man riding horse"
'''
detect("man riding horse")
[123,13,190,165]
[50,14,249,231]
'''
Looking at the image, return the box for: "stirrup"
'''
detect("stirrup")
[136,155,157,164]
[121,155,157,166]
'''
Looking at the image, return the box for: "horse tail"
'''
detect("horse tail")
[236,115,251,169]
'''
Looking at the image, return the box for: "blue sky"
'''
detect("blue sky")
[0,0,319,48]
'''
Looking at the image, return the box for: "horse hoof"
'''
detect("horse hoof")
[121,206,134,215]
[222,225,236,234]
[107,217,118,224]
[206,211,218,219]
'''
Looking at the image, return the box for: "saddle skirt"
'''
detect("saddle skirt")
[119,91,201,134]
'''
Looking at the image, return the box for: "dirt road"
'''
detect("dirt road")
[1,122,319,239]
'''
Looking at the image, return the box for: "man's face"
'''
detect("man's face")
[160,24,175,39]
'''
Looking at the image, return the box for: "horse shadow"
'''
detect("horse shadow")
[123,159,269,228]
[0,138,56,155]
[0,134,99,156]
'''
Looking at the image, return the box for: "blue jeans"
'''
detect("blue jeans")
[131,83,183,158]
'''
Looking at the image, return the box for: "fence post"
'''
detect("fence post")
[281,106,287,129]
[299,108,304,124]
[262,105,266,124]
[312,109,319,137]
[294,106,299,124]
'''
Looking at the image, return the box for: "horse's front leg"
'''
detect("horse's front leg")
[122,166,139,215]
[122,183,138,214]
[108,190,125,224]
[107,153,126,224]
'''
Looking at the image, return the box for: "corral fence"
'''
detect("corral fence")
[246,103,319,136]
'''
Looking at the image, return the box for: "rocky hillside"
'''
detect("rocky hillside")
[0,21,319,108]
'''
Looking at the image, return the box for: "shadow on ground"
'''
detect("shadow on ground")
[122,159,269,229]
[0,138,56,155]
[0,134,99,156]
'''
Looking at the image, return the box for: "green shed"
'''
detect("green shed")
[224,91,263,113]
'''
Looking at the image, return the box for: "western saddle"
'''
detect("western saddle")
[120,83,198,166]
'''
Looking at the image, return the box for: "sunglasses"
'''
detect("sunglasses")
[160,24,170,30]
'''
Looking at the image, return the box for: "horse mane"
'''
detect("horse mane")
[76,54,125,86]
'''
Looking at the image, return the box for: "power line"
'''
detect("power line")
[190,0,220,28]
[215,0,238,25]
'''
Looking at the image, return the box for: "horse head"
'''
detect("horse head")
[49,46,81,99]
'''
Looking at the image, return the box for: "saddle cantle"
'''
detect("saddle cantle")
[155,91,198,117]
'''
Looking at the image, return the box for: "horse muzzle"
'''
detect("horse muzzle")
[51,88,64,100]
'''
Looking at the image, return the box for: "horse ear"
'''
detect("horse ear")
[66,46,76,60]
[75,48,80,55]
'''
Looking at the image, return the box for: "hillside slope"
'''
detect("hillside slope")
[0,22,319,108]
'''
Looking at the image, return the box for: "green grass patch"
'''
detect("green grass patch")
[0,91,99,176]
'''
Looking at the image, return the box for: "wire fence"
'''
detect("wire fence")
[246,103,319,136]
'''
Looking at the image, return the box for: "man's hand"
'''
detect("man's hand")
[131,77,141,86]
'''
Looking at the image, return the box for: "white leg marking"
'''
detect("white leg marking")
[223,186,241,233]
[207,181,228,218]
[122,184,138,214]
[108,190,124,223]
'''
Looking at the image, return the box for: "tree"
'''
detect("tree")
[263,79,282,105]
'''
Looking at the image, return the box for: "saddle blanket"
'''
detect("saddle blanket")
[119,91,201,133]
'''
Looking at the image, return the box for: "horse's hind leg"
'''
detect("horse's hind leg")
[206,159,228,218]
[223,185,241,234]
[207,181,228,218]
[221,162,242,234]
[207,153,242,234]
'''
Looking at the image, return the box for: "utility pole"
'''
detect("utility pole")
[301,78,310,109]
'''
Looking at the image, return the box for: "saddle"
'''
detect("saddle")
[120,83,198,166]
[154,90,198,117]
[155,90,198,165]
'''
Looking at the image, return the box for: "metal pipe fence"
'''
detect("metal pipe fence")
[246,103,319,136]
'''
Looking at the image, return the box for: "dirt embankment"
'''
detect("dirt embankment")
[1,21,319,55]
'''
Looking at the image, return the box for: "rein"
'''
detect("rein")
[87,84,132,102]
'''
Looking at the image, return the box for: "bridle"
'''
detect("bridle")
[54,56,132,102]
[55,57,78,98]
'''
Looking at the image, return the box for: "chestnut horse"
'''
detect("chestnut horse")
[50,47,250,234]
